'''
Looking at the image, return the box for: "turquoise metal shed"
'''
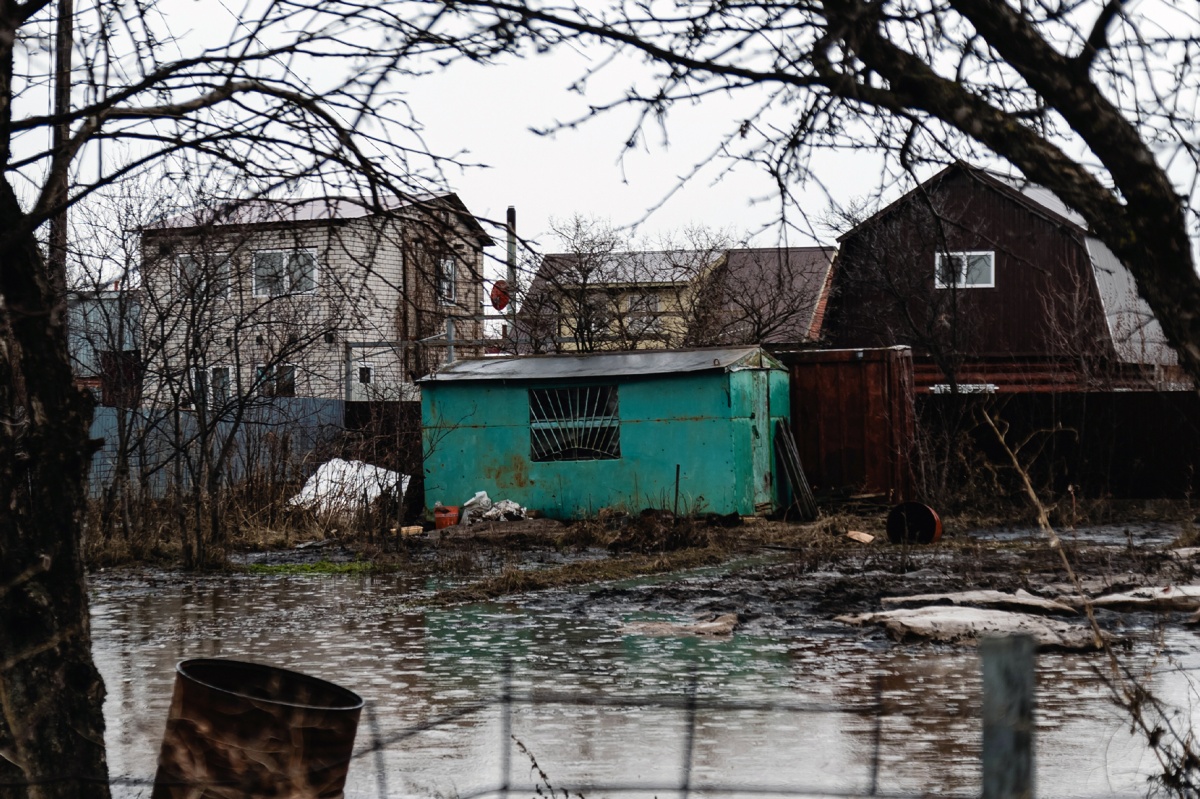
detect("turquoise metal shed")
[420,347,790,519]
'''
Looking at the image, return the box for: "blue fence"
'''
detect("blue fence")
[87,399,345,498]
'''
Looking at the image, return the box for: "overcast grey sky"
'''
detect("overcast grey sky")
[398,44,890,258]
[42,0,1195,279]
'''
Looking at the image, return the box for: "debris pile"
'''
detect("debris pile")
[460,491,527,524]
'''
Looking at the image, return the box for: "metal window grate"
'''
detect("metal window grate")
[529,386,620,461]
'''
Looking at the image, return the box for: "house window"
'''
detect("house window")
[358,365,373,385]
[574,290,614,340]
[209,366,231,404]
[99,350,142,408]
[437,257,456,305]
[178,254,230,298]
[936,251,995,289]
[253,250,316,297]
[529,386,620,462]
[626,292,662,333]
[256,364,296,398]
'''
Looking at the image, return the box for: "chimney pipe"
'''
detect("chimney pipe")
[506,206,517,338]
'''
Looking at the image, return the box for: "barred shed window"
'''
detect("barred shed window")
[529,386,620,461]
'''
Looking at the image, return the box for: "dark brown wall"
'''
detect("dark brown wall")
[920,390,1200,499]
[827,169,1112,367]
[779,347,915,502]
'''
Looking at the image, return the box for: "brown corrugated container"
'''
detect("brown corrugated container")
[152,659,363,799]
[776,347,915,502]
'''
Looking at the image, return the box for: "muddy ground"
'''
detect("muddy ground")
[232,508,1200,642]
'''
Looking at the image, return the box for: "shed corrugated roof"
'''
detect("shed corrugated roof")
[422,347,780,382]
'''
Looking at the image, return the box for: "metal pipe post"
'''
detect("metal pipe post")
[981,634,1036,799]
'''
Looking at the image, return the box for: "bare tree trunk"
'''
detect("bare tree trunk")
[0,183,110,797]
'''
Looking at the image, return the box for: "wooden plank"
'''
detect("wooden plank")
[775,419,818,521]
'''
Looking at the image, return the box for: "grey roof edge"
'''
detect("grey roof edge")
[143,192,495,246]
[420,346,783,383]
[837,162,1089,243]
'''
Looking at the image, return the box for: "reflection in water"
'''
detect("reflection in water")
[90,571,1200,799]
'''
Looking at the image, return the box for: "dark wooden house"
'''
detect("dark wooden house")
[825,163,1185,393]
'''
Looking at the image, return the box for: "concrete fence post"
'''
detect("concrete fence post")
[981,634,1036,799]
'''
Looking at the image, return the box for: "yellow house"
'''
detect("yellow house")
[521,247,836,352]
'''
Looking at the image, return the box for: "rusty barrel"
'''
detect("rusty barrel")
[152,658,364,799]
[886,501,943,544]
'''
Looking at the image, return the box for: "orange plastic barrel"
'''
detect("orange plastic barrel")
[886,502,943,544]
[434,505,460,528]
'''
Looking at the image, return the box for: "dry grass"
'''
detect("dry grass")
[429,546,731,605]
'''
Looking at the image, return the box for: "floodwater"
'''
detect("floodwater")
[90,537,1200,799]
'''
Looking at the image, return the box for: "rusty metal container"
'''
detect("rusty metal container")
[151,658,364,799]
[886,501,943,544]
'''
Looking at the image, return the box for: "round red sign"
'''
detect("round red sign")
[490,279,510,311]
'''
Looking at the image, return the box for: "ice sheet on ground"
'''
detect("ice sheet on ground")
[1058,585,1200,612]
[288,458,408,515]
[881,589,1077,615]
[836,607,1102,650]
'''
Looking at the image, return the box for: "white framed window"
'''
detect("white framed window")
[187,366,231,408]
[357,363,374,386]
[256,363,297,398]
[626,292,662,333]
[253,250,317,297]
[178,254,231,299]
[936,251,995,289]
[436,256,456,304]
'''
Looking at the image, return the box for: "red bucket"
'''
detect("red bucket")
[434,505,460,529]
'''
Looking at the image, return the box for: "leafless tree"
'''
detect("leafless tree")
[523,216,722,352]
[426,0,1200,385]
[0,1,487,794]
[522,217,829,352]
[66,179,486,569]
[683,245,834,347]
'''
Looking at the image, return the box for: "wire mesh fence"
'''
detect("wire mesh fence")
[102,653,1018,799]
[14,639,1179,799]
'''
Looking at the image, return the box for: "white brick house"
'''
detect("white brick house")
[140,193,493,407]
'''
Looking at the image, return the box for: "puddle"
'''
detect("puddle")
[970,521,1185,547]
[90,534,1200,799]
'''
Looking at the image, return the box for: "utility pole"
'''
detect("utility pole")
[48,0,74,281]
[506,206,517,342]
